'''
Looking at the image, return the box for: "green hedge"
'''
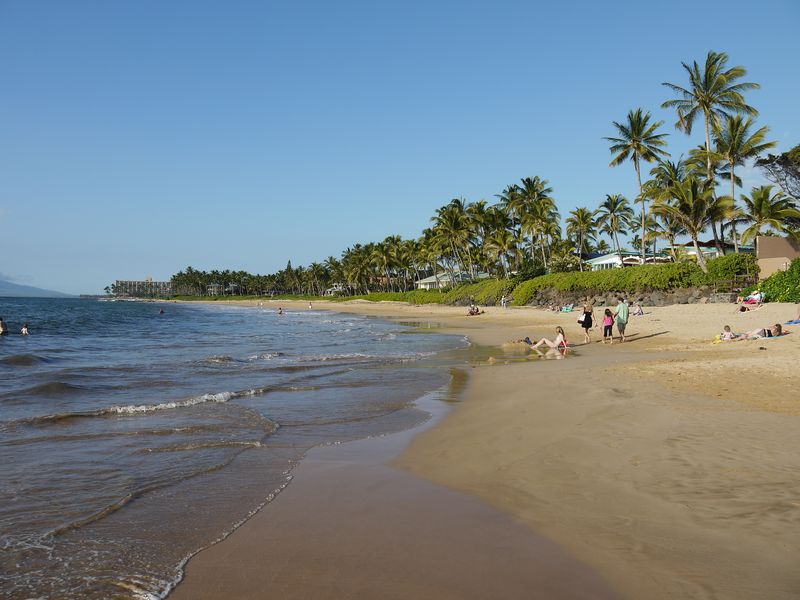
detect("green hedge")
[705,253,759,282]
[758,258,800,302]
[441,279,516,305]
[510,263,706,305]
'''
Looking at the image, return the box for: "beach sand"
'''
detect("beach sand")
[172,299,800,599]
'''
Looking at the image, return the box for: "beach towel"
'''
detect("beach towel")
[784,319,800,325]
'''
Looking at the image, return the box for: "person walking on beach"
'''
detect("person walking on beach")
[578,301,593,344]
[601,309,614,344]
[613,297,629,343]
[0,317,8,336]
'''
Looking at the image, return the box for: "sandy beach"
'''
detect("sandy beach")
[173,299,800,599]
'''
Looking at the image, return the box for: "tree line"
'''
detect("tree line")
[169,50,800,297]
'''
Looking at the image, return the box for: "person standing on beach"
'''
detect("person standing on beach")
[579,301,594,344]
[613,297,629,342]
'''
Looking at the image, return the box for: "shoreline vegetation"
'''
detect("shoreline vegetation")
[172,298,800,599]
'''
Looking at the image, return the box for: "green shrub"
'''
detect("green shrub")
[704,253,759,283]
[441,278,515,305]
[758,258,800,302]
[510,263,707,305]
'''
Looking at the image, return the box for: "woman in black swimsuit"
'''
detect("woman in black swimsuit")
[579,302,594,344]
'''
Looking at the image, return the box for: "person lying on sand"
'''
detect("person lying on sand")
[736,290,763,305]
[531,326,567,349]
[739,324,783,340]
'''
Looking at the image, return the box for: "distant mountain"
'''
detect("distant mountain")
[0,279,73,298]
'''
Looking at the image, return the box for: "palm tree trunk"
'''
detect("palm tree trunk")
[730,162,739,253]
[692,236,708,273]
[636,158,646,262]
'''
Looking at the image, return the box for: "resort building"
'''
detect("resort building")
[114,278,172,298]
[678,240,754,260]
[756,235,800,279]
[414,271,488,290]
[585,252,672,271]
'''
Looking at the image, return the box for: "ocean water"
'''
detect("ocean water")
[0,298,465,599]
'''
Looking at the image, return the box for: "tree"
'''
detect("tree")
[565,207,596,270]
[756,144,800,200]
[738,185,800,245]
[712,115,776,251]
[595,194,635,253]
[652,177,729,273]
[662,50,760,180]
[605,108,670,261]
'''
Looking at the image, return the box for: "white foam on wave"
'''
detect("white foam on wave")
[104,392,234,415]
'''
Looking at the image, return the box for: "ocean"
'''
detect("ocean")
[0,298,465,599]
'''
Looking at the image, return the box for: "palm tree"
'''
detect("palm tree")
[484,229,517,277]
[738,185,800,245]
[566,207,596,270]
[662,50,759,196]
[605,108,670,261]
[712,116,777,251]
[596,194,635,253]
[652,177,730,273]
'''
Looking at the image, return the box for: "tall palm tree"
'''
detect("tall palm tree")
[565,207,596,270]
[605,108,670,261]
[712,115,777,251]
[484,229,517,278]
[596,194,635,253]
[652,177,730,273]
[662,51,759,200]
[738,185,800,245]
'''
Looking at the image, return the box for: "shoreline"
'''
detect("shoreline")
[173,299,800,599]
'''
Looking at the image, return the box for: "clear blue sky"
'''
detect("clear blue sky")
[1,0,797,294]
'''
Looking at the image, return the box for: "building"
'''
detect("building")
[756,235,800,279]
[323,283,345,296]
[414,271,488,290]
[114,278,172,298]
[678,240,754,260]
[585,252,672,271]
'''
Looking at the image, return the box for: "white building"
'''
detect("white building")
[585,252,672,271]
[414,271,487,290]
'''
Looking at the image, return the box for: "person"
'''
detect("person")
[532,326,568,349]
[720,325,738,341]
[736,290,762,305]
[578,301,593,344]
[0,317,8,336]
[613,297,629,342]
[632,303,644,316]
[601,309,614,344]
[308,302,313,310]
[278,307,284,315]
[740,323,783,340]
[501,295,508,309]
[21,323,29,336]
[159,308,165,314]
[467,304,484,316]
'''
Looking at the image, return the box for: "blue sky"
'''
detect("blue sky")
[1,0,797,294]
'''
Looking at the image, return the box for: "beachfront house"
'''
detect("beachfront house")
[585,252,672,271]
[678,240,754,261]
[756,235,800,279]
[414,271,488,290]
[323,283,345,296]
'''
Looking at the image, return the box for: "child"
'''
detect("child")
[720,325,737,341]
[602,309,614,344]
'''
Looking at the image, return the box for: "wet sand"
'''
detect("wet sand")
[173,299,800,599]
[171,396,618,600]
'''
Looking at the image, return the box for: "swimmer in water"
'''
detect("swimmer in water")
[278,307,283,315]
[21,323,29,335]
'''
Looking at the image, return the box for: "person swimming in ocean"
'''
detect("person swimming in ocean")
[0,317,8,336]
[278,307,284,315]
[21,323,29,335]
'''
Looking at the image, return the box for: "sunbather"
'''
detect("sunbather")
[532,326,568,349]
[740,323,783,340]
